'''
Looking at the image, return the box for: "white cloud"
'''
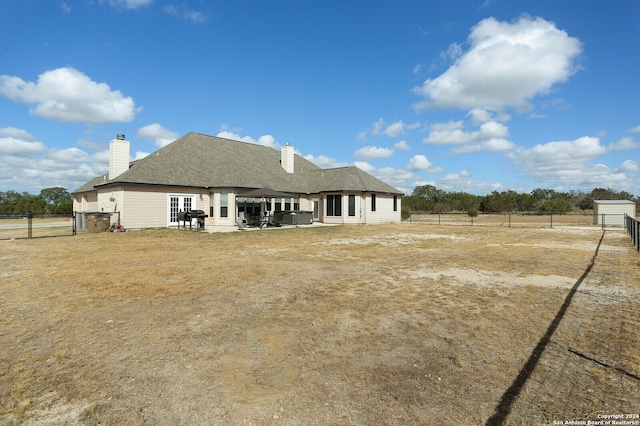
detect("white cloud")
[407,154,432,171]
[519,136,606,166]
[414,16,582,111]
[137,123,179,147]
[103,0,153,9]
[61,2,71,13]
[406,121,421,131]
[452,138,516,154]
[216,130,279,149]
[383,120,405,137]
[354,161,420,194]
[430,120,463,132]
[618,159,638,172]
[627,125,640,133]
[466,108,510,124]
[0,127,38,141]
[164,5,208,23]
[424,120,513,153]
[609,137,640,151]
[413,64,422,75]
[372,118,385,136]
[441,42,462,61]
[0,67,138,124]
[363,119,421,141]
[0,137,47,156]
[134,151,151,160]
[509,136,638,191]
[0,127,47,156]
[0,127,109,192]
[354,146,394,161]
[394,140,410,151]
[434,169,509,194]
[303,154,350,169]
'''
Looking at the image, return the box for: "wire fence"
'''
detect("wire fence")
[405,212,633,229]
[0,212,76,240]
[626,214,640,252]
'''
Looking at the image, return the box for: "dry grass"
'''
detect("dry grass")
[0,223,638,425]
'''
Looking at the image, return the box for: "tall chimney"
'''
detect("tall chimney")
[109,135,130,180]
[281,142,294,174]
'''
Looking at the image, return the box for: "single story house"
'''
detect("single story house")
[72,132,403,229]
[592,200,636,226]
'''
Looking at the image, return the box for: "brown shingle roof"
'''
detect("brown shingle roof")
[74,132,402,195]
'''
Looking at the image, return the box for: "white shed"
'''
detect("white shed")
[593,200,636,226]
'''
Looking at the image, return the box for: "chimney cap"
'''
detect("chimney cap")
[116,134,125,140]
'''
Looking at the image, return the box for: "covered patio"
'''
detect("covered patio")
[235,188,299,228]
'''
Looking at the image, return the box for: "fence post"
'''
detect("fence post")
[27,211,33,239]
[509,212,511,228]
[550,213,553,229]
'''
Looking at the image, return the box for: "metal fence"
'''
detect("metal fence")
[625,214,640,252]
[406,212,631,229]
[0,212,76,240]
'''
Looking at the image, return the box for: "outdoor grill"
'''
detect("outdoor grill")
[177,210,208,229]
[191,210,207,228]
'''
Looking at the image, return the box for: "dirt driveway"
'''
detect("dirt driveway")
[1,224,638,425]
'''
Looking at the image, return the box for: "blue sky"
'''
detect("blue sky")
[1,0,639,196]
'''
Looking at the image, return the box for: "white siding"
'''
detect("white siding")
[362,193,401,224]
[73,192,98,212]
[322,193,401,225]
[593,200,635,226]
[92,186,402,228]
[208,191,236,226]
[109,139,130,180]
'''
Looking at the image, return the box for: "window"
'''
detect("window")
[220,192,228,218]
[170,196,179,223]
[393,195,397,212]
[326,194,342,216]
[285,200,291,210]
[168,194,195,226]
[371,193,376,212]
[348,194,356,216]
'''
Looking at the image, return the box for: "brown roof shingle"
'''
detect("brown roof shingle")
[74,132,402,195]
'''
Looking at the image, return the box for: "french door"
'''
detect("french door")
[168,194,195,226]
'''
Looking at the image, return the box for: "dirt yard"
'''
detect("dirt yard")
[1,223,639,425]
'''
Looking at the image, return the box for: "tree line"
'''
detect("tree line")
[0,187,73,215]
[1,185,637,217]
[403,186,639,216]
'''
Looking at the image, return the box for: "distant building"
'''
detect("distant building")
[72,132,403,229]
[592,200,635,226]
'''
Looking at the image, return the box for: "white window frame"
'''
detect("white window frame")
[167,194,196,227]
